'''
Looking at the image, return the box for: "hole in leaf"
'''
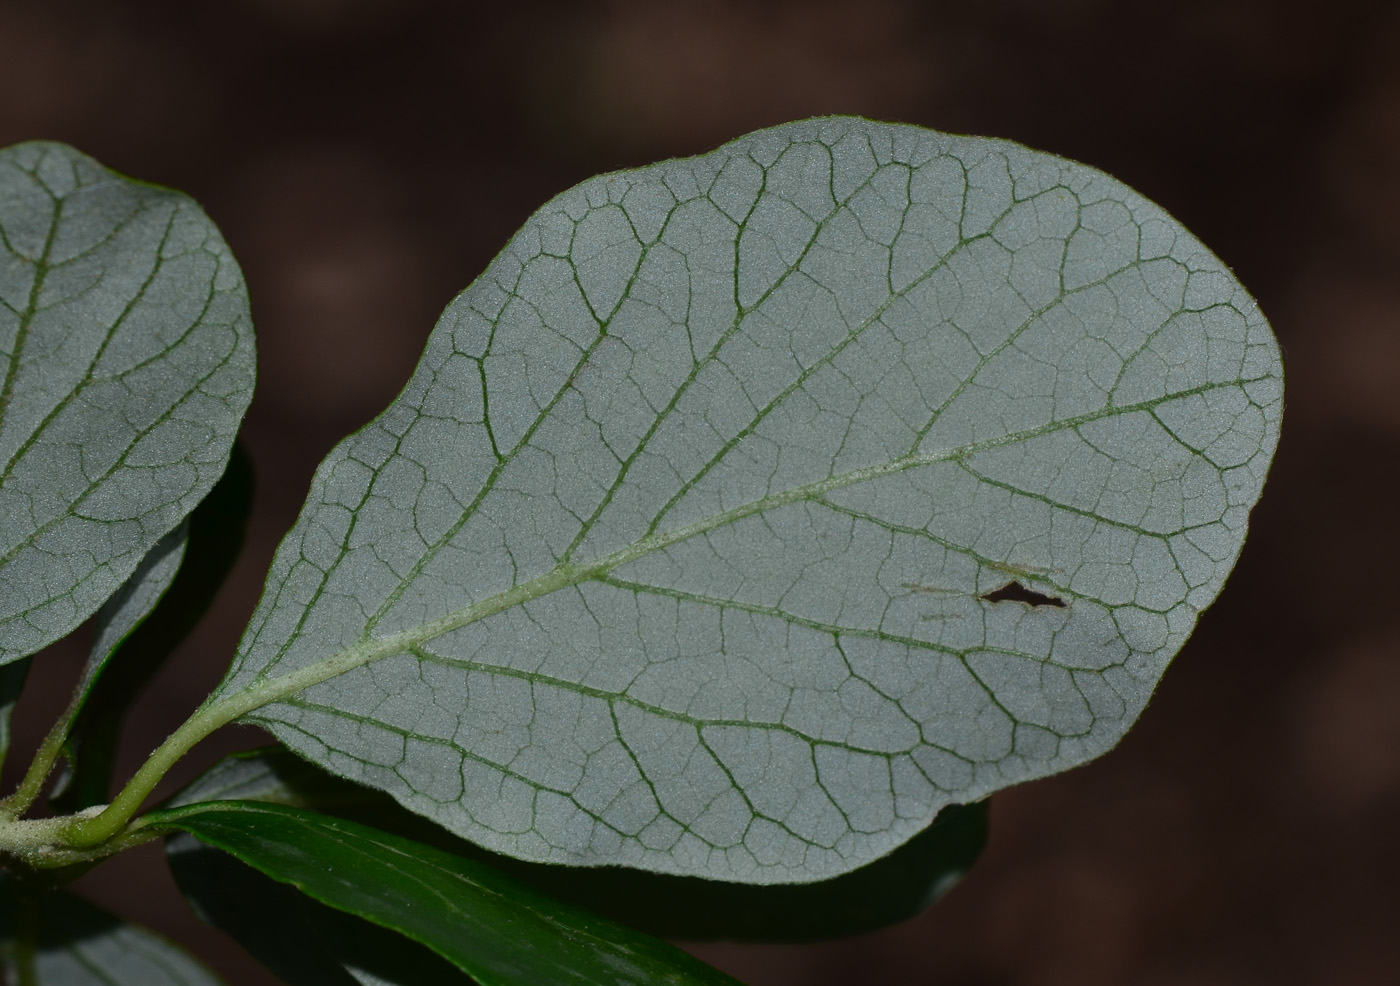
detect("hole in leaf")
[979,581,1067,608]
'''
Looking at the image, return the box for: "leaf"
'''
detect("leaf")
[167,833,474,986]
[81,521,189,706]
[0,141,255,666]
[493,798,988,942]
[170,746,987,941]
[44,520,188,806]
[165,745,372,812]
[154,801,744,986]
[0,871,224,985]
[51,444,254,811]
[214,116,1283,883]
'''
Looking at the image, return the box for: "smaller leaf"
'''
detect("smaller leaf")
[168,833,475,986]
[1,523,185,817]
[51,445,253,811]
[87,524,190,684]
[153,801,744,986]
[0,871,224,985]
[45,522,188,807]
[168,746,476,985]
[0,141,256,666]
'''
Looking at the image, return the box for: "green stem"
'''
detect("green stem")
[0,688,84,819]
[12,557,587,853]
[60,563,581,849]
[60,628,415,848]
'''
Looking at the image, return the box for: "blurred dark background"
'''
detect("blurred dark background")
[3,0,1397,983]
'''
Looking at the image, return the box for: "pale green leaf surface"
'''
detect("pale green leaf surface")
[216,117,1282,882]
[164,746,373,811]
[0,874,224,986]
[0,142,254,665]
[52,446,253,812]
[81,521,188,703]
[47,522,187,801]
[168,747,988,941]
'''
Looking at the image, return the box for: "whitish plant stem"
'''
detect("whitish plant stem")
[60,629,422,848]
[61,561,587,849]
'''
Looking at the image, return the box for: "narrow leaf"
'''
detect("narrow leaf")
[155,801,744,986]
[0,872,224,985]
[168,832,476,986]
[0,141,255,665]
[215,116,1282,883]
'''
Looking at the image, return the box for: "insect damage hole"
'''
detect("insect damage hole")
[979,581,1067,608]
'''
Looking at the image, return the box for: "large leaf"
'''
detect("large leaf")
[0,141,255,665]
[170,746,987,941]
[215,116,1282,883]
[155,801,743,986]
[487,797,988,942]
[0,872,224,985]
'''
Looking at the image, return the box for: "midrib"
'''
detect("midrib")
[232,372,1258,708]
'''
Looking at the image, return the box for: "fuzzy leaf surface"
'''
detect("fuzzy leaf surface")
[53,444,253,811]
[215,117,1282,882]
[81,522,187,702]
[170,746,987,940]
[0,142,254,664]
[44,521,186,805]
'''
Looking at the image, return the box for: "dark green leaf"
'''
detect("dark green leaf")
[167,832,475,986]
[153,801,743,986]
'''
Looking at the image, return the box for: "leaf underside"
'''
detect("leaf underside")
[217,117,1282,883]
[170,746,987,941]
[0,873,224,986]
[54,444,254,812]
[0,141,254,665]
